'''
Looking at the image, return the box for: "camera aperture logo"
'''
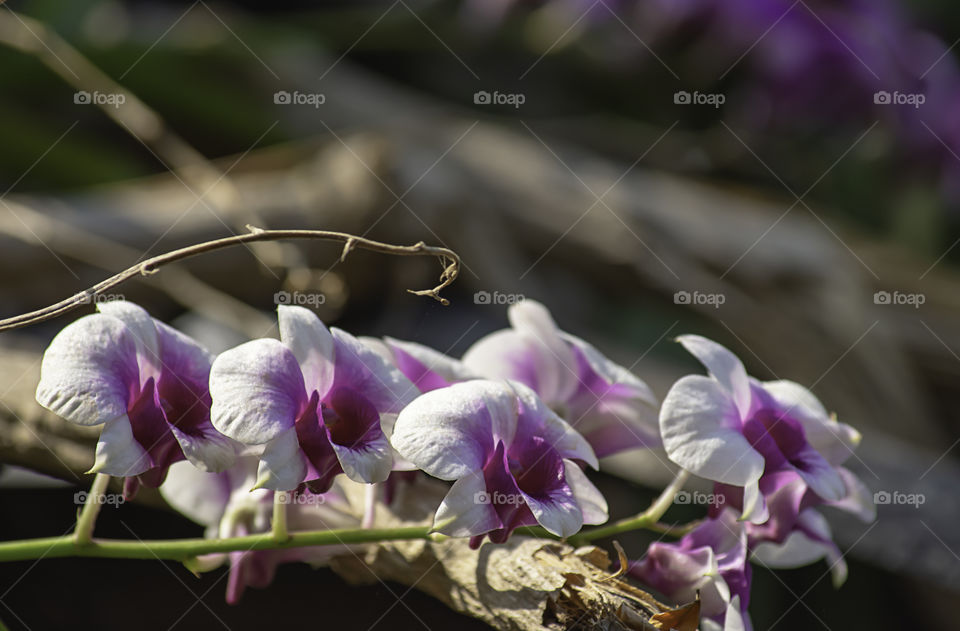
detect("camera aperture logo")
[74,91,126,108]
[474,290,525,305]
[674,90,725,108]
[674,290,725,309]
[474,491,526,506]
[274,90,326,108]
[873,290,924,309]
[474,90,525,109]
[74,491,125,508]
[674,490,725,508]
[873,90,924,109]
[274,290,326,307]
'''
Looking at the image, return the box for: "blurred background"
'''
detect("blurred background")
[0,0,958,628]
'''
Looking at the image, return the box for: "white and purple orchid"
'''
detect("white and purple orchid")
[35,301,237,495]
[391,379,608,545]
[659,335,868,524]
[461,300,660,457]
[160,457,360,603]
[631,508,752,631]
[209,305,417,492]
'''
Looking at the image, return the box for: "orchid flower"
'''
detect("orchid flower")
[160,457,360,603]
[461,300,660,457]
[659,335,867,524]
[363,336,478,393]
[391,379,607,545]
[209,305,416,492]
[631,508,752,631]
[35,301,237,495]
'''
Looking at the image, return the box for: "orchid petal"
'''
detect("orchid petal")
[677,335,751,417]
[660,375,764,488]
[510,381,598,469]
[507,300,579,403]
[392,380,517,480]
[210,339,306,445]
[89,415,151,476]
[330,328,417,413]
[97,301,161,383]
[563,460,608,525]
[277,305,335,396]
[36,314,140,427]
[432,472,501,537]
[170,419,239,473]
[762,380,860,466]
[522,482,582,538]
[159,461,231,527]
[828,467,876,522]
[255,427,308,491]
[384,336,476,392]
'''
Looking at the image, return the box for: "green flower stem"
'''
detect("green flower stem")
[568,469,691,546]
[273,492,290,542]
[74,473,111,545]
[0,526,433,563]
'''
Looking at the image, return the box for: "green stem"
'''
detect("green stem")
[0,526,432,563]
[272,492,290,542]
[74,473,111,545]
[569,469,691,546]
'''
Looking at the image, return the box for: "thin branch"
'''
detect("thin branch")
[0,226,460,332]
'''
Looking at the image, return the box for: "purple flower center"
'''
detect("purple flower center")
[742,408,812,475]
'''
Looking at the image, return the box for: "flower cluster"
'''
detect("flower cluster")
[36,300,873,616]
[633,335,875,630]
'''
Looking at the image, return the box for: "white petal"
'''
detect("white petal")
[564,460,608,525]
[659,375,764,487]
[828,467,876,522]
[432,473,501,537]
[159,461,231,526]
[677,335,751,417]
[36,314,139,426]
[722,597,748,631]
[90,416,151,476]
[277,305,335,396]
[740,478,769,524]
[170,421,239,473]
[332,433,393,484]
[209,339,305,445]
[524,489,583,538]
[97,300,161,383]
[391,380,517,480]
[255,427,308,491]
[508,300,579,403]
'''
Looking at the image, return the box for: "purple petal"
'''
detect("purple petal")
[330,328,417,413]
[324,387,392,484]
[511,381,598,469]
[384,336,476,392]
